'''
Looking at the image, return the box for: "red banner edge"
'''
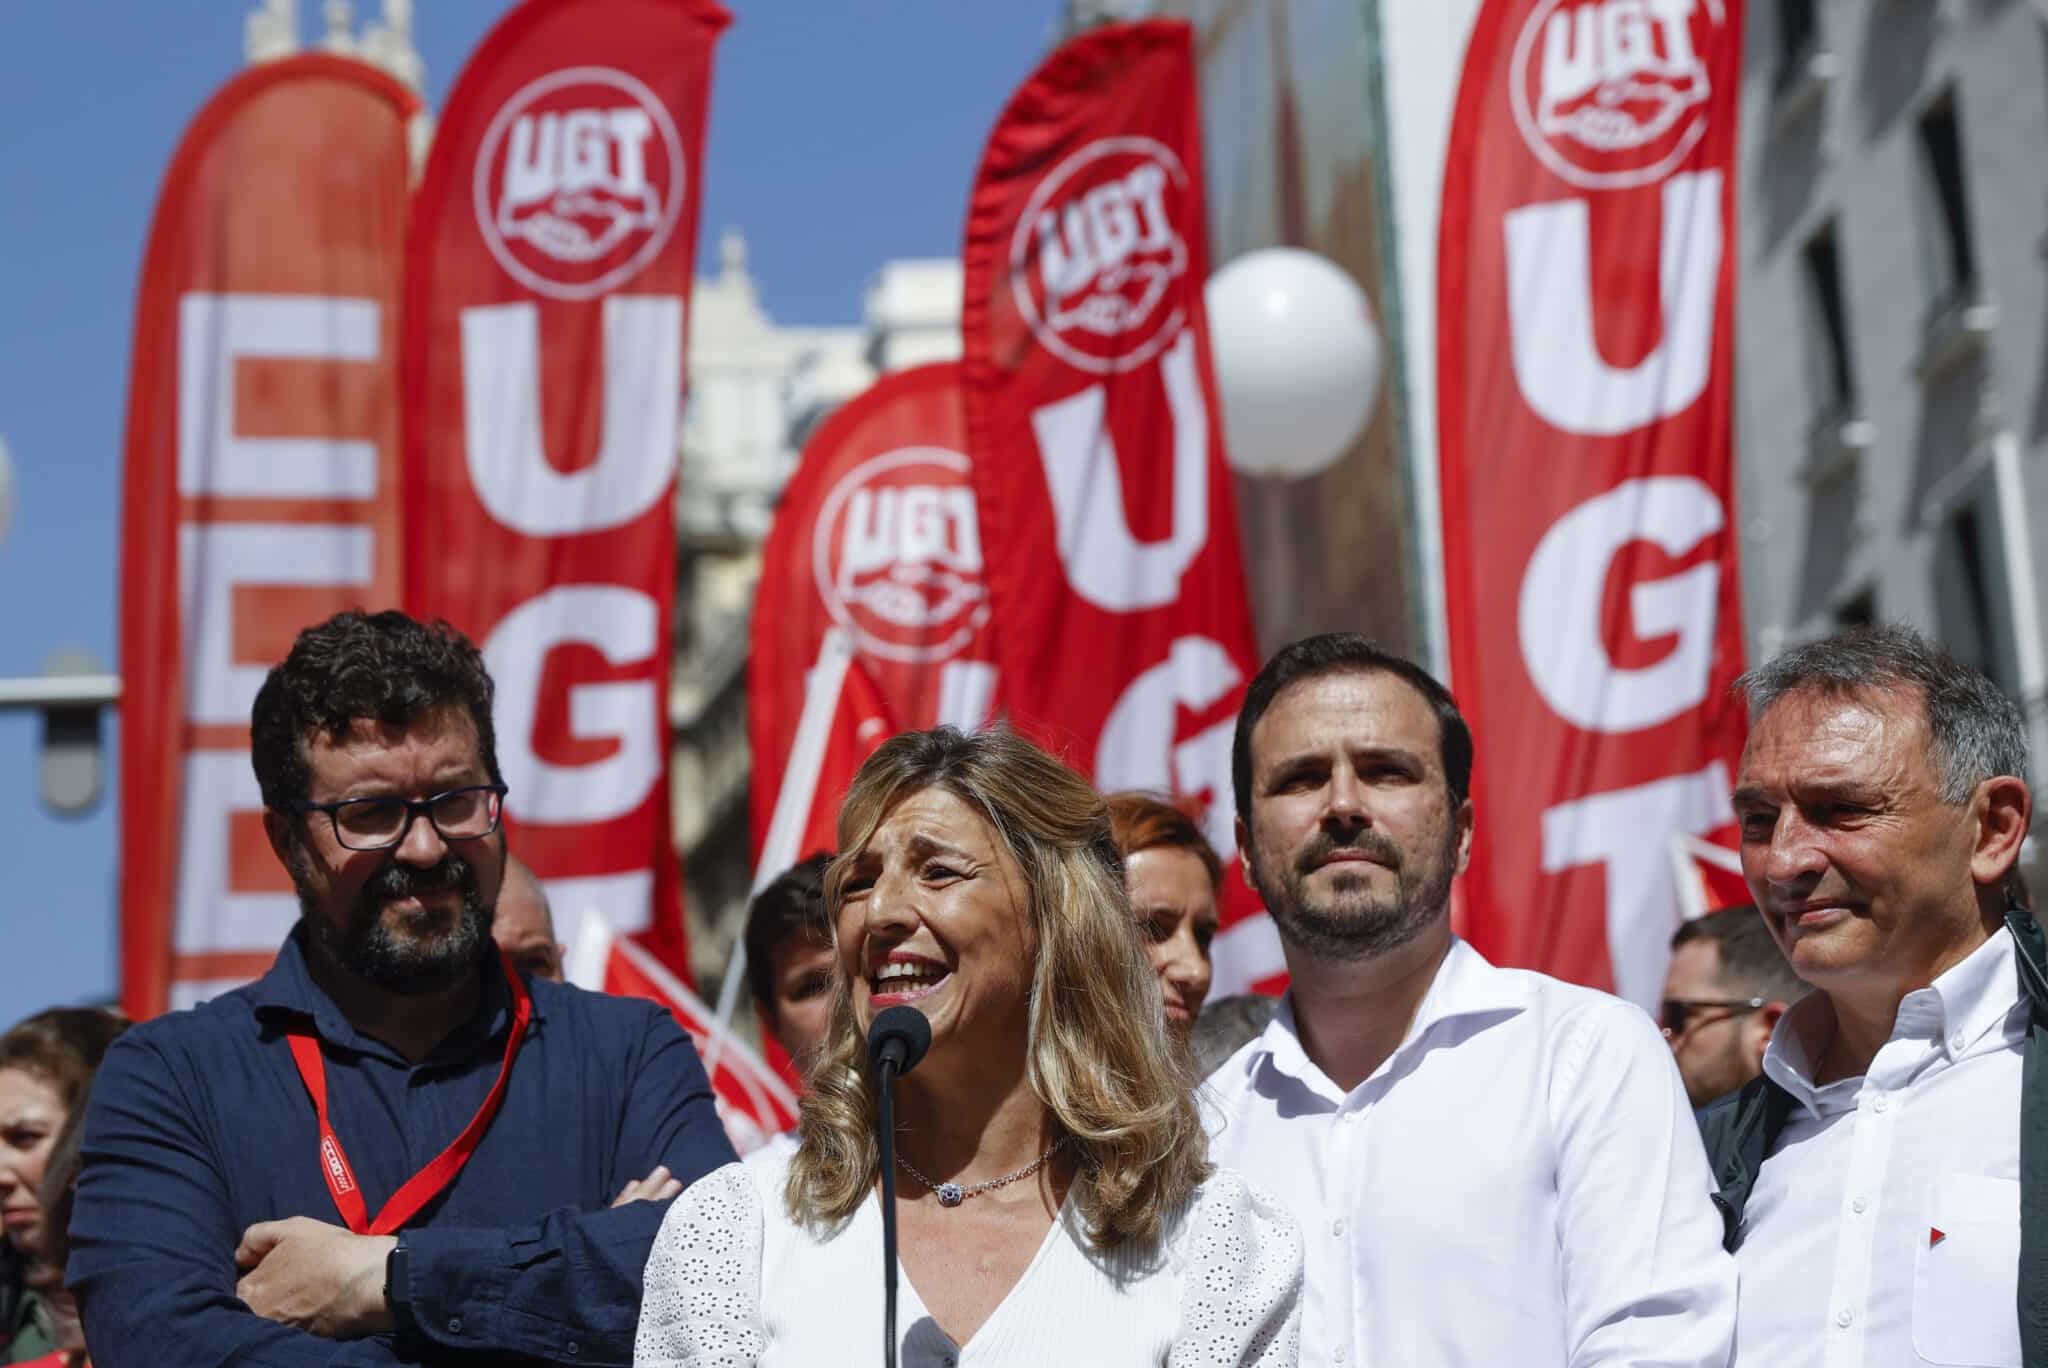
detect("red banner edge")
[397,0,732,610]
[396,0,730,986]
[958,16,1202,759]
[746,362,964,861]
[118,55,420,1022]
[1430,2,1513,950]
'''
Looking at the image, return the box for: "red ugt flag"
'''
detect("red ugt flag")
[120,56,416,1018]
[1436,0,1748,1006]
[962,20,1277,996]
[403,0,728,977]
[749,363,994,888]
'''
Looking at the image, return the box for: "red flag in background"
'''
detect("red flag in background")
[566,910,799,1150]
[1671,835,1754,922]
[748,363,994,890]
[1436,0,1748,1007]
[961,21,1276,998]
[403,0,728,978]
[751,638,899,883]
[120,56,417,1019]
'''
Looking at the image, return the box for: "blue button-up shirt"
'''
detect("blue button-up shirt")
[67,929,737,1367]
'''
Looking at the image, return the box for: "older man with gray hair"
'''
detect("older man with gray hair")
[1706,623,2048,1367]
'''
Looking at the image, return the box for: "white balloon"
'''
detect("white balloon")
[1204,248,1383,479]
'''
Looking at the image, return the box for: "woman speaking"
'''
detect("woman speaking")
[636,727,1300,1365]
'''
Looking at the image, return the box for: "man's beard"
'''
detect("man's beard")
[1248,823,1456,962]
[297,849,494,994]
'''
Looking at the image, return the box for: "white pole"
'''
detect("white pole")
[705,628,858,1073]
[0,434,13,549]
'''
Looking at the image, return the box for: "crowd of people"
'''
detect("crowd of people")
[0,605,2040,1367]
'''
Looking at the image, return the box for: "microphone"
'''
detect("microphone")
[868,1006,930,1368]
[868,1005,931,1078]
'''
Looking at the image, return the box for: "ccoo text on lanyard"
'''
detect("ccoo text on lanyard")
[285,951,533,1236]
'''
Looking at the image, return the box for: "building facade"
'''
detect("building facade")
[1734,0,2048,776]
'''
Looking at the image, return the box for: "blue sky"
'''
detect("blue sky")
[0,0,1062,1014]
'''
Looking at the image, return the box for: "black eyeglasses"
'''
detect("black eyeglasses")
[285,784,509,852]
[1660,996,1768,1038]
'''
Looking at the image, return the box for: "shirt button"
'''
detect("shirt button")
[1951,1031,1967,1051]
[1851,1197,1868,1214]
[1870,1093,1888,1114]
[1836,1309,1853,1328]
[1331,1218,1345,1237]
[1334,1348,1348,1363]
[566,1343,579,1358]
[447,1317,463,1334]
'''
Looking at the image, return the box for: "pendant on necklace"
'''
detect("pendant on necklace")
[935,1182,965,1207]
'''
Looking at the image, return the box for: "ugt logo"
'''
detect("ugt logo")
[1010,136,1190,375]
[812,448,988,665]
[473,66,685,300]
[1510,0,1724,190]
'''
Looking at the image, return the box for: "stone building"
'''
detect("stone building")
[1734,1,2048,768]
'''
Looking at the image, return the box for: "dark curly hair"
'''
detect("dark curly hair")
[251,610,501,809]
[744,852,833,1023]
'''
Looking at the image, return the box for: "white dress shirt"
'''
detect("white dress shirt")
[634,1145,1304,1366]
[1202,936,1736,1368]
[1734,926,2027,1368]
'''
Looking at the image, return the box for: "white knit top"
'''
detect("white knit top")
[635,1145,1303,1367]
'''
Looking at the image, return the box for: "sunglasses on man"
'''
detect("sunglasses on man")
[1660,996,1768,1038]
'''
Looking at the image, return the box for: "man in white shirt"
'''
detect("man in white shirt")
[1717,624,2038,1366]
[1203,633,1735,1368]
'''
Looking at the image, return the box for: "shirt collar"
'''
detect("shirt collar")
[1930,923,2022,1053]
[1243,936,1529,1101]
[250,925,536,1059]
[1762,926,2022,1111]
[1760,992,1837,1113]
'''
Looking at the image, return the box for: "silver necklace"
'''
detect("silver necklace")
[896,1139,1063,1208]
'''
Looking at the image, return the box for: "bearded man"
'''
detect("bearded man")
[66,611,735,1367]
[1202,634,1736,1368]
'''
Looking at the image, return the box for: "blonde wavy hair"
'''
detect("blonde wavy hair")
[786,726,1211,1249]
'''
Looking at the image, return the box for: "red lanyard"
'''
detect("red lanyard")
[285,953,532,1236]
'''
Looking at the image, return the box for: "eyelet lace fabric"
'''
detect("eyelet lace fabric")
[635,1163,765,1366]
[633,1157,1302,1366]
[1166,1169,1303,1366]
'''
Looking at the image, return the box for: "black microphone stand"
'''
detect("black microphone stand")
[878,1053,904,1368]
[866,1005,928,1368]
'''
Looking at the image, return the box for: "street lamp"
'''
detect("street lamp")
[0,433,14,547]
[0,434,120,815]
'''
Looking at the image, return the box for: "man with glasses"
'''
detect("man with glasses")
[1661,905,1805,1107]
[66,610,735,1368]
